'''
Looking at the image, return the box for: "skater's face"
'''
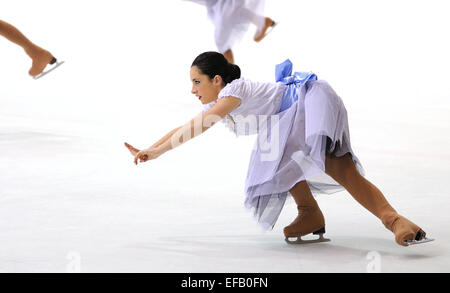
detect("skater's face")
[190,66,224,104]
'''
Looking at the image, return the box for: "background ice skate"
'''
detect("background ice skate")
[0,0,449,272]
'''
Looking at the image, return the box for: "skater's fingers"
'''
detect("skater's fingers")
[129,146,140,153]
[133,148,156,165]
[134,151,141,165]
[124,142,137,150]
[125,142,140,155]
[138,153,148,162]
[134,151,147,165]
[124,142,133,151]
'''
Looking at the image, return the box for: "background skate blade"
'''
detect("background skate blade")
[405,237,435,246]
[33,61,65,80]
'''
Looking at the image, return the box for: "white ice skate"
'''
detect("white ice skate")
[285,227,331,244]
[33,59,65,80]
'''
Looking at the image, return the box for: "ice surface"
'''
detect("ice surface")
[0,0,449,272]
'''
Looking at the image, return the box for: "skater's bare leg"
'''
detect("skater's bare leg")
[223,49,234,64]
[0,20,55,77]
[324,153,424,246]
[284,180,327,239]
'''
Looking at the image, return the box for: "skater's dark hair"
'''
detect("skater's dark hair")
[191,51,241,84]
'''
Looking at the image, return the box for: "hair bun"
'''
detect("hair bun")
[192,51,241,84]
[225,63,241,84]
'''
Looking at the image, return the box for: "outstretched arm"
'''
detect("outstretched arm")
[126,96,241,165]
[149,126,183,149]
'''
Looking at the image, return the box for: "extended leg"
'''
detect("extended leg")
[0,19,57,77]
[324,153,431,246]
[0,20,35,48]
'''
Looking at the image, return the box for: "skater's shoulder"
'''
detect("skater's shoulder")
[221,77,268,92]
[225,77,248,87]
[219,77,249,96]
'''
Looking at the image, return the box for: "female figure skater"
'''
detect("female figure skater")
[0,19,63,79]
[186,0,276,63]
[125,52,432,247]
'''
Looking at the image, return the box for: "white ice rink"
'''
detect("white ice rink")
[1,0,449,273]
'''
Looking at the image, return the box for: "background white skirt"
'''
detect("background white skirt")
[186,0,265,53]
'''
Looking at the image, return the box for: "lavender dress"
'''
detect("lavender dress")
[203,59,365,230]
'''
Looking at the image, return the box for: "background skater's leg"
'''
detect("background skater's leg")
[223,49,234,64]
[238,8,275,42]
[0,20,55,77]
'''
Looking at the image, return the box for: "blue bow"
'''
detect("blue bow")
[275,59,317,112]
[275,59,317,84]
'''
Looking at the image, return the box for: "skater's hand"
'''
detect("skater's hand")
[134,147,162,165]
[124,142,162,165]
[124,142,140,157]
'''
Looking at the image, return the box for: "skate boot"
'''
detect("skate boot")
[284,204,330,244]
[382,213,434,246]
[26,46,64,79]
[254,17,276,42]
[284,181,330,244]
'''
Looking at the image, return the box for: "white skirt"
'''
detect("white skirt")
[186,0,266,53]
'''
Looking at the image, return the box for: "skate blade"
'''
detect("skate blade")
[404,237,435,246]
[285,233,331,245]
[33,60,65,80]
[255,21,278,42]
[262,22,277,39]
